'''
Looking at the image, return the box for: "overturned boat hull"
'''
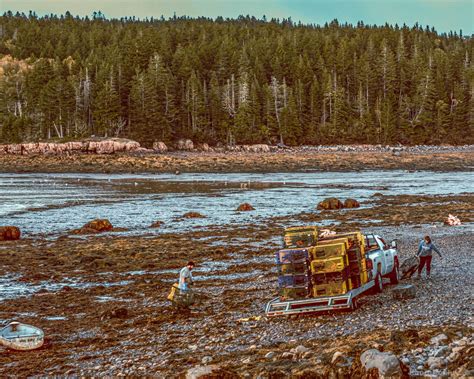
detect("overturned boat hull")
[0,322,44,351]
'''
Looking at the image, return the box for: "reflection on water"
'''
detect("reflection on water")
[0,171,472,236]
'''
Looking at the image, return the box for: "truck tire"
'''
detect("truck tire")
[374,272,383,293]
[389,262,400,284]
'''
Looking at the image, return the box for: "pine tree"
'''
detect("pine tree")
[208,71,224,142]
[93,68,121,137]
[129,71,148,142]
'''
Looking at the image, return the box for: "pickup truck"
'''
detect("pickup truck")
[365,233,400,292]
[265,233,399,316]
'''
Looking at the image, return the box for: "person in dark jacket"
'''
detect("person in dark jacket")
[416,235,442,279]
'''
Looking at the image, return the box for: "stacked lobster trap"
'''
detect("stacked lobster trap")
[276,227,372,300]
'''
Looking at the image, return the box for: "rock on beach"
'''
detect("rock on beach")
[360,349,402,377]
[317,197,344,210]
[182,212,206,219]
[236,203,255,211]
[152,141,168,153]
[344,198,360,208]
[71,219,114,234]
[0,138,141,156]
[177,139,194,151]
[150,221,164,228]
[0,226,21,240]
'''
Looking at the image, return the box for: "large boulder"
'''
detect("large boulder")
[83,219,113,232]
[66,141,84,152]
[317,197,344,210]
[182,212,206,219]
[96,140,115,154]
[36,142,51,154]
[86,141,100,153]
[123,139,141,151]
[55,143,68,154]
[85,139,140,154]
[150,220,164,228]
[4,138,142,156]
[71,219,113,234]
[196,143,210,152]
[360,349,402,377]
[241,144,270,153]
[226,145,241,152]
[444,214,461,226]
[344,198,360,208]
[97,139,140,154]
[95,140,115,154]
[21,143,38,155]
[6,144,22,154]
[177,139,194,151]
[152,141,168,153]
[392,284,416,300]
[0,226,21,241]
[236,203,255,211]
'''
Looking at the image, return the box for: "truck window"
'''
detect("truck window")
[380,238,389,249]
[366,235,378,251]
[377,237,389,250]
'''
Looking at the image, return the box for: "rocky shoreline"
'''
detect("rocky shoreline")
[1,164,472,377]
[1,138,473,155]
[0,221,472,377]
[1,139,473,173]
[3,149,474,173]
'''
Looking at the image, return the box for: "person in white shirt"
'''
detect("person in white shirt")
[179,261,195,291]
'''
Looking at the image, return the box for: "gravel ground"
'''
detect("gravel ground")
[0,218,472,377]
[44,227,474,376]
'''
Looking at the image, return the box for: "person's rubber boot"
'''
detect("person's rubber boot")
[415,273,421,280]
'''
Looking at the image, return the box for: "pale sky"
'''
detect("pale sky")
[1,0,473,34]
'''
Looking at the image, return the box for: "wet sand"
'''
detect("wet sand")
[1,193,473,377]
[3,150,474,173]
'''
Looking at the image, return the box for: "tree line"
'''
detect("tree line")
[0,11,473,146]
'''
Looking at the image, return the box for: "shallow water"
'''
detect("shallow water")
[0,275,132,302]
[0,171,472,236]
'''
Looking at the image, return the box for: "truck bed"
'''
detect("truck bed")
[265,280,375,317]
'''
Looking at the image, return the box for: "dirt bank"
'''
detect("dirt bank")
[3,150,474,173]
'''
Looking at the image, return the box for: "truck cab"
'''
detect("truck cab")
[365,234,399,286]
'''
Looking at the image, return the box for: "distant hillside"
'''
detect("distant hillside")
[0,12,473,145]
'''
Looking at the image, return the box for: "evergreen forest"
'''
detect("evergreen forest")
[0,11,473,146]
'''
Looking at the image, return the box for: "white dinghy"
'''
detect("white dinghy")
[0,321,44,350]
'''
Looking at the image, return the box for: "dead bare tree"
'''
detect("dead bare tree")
[222,74,236,144]
[270,76,288,144]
